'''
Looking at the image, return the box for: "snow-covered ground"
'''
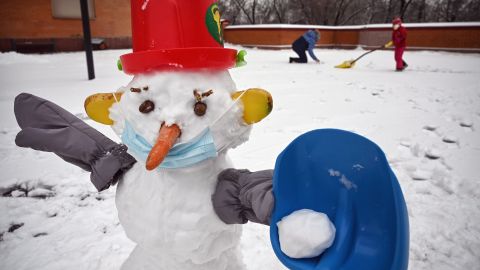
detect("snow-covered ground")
[0,47,479,270]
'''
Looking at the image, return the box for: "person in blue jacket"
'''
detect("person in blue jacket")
[289,29,320,63]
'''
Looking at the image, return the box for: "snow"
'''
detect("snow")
[0,46,479,269]
[328,169,358,190]
[277,209,335,259]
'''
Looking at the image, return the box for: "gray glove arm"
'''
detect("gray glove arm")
[14,93,136,191]
[212,169,274,225]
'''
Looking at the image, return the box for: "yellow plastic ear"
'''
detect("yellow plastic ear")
[84,92,123,125]
[231,88,272,124]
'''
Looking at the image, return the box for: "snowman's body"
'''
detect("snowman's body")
[116,155,244,269]
[110,71,250,269]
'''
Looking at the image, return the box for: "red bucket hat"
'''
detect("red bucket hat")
[120,0,239,75]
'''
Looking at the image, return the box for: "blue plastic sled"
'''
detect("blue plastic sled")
[270,129,409,270]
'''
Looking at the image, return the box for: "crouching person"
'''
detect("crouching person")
[289,29,321,64]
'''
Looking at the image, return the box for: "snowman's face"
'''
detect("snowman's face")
[109,70,251,168]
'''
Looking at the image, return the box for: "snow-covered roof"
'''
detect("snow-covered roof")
[226,22,480,30]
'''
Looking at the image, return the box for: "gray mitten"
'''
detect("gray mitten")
[212,168,274,225]
[14,93,136,191]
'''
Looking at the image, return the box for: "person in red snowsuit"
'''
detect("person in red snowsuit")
[390,17,408,71]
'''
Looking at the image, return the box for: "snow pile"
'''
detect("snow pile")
[277,209,336,258]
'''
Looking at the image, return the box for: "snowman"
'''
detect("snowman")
[109,73,257,269]
[14,1,337,269]
[83,1,276,268]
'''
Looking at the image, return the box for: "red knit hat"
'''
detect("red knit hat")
[120,0,238,75]
[392,17,403,25]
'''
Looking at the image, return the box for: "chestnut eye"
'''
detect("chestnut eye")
[139,100,155,113]
[130,87,141,93]
[194,101,207,116]
[193,89,213,117]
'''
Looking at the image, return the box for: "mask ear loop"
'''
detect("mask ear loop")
[211,89,249,127]
[111,90,131,133]
[180,89,249,147]
[211,89,252,153]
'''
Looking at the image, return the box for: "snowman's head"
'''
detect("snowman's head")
[95,70,271,170]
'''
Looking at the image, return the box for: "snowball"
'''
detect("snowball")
[277,209,336,259]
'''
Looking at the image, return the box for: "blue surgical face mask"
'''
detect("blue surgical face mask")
[121,121,218,169]
[117,89,250,170]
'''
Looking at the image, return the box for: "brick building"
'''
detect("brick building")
[0,0,132,53]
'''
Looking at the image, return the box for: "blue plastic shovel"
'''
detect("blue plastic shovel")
[270,129,409,270]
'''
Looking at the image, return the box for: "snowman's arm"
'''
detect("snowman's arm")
[14,93,136,191]
[212,169,274,225]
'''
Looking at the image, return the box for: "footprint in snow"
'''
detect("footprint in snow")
[423,124,438,132]
[0,223,24,242]
[410,169,432,181]
[442,135,458,144]
[33,232,48,238]
[28,188,55,199]
[425,149,441,160]
[459,119,473,128]
[46,210,57,218]
[0,182,55,199]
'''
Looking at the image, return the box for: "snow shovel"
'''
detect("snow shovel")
[335,43,390,69]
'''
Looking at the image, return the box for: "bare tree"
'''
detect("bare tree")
[230,0,254,24]
[340,4,374,25]
[367,0,377,23]
[251,0,257,24]
[255,0,275,24]
[272,0,289,23]
[385,0,395,22]
[415,0,427,22]
[399,0,415,19]
[218,0,480,25]
[462,0,480,21]
[218,0,242,24]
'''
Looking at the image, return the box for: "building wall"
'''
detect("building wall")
[223,28,336,48]
[224,24,480,52]
[361,27,480,50]
[0,0,131,38]
[0,0,131,52]
[333,30,359,48]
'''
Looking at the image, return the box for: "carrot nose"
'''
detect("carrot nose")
[145,123,181,171]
